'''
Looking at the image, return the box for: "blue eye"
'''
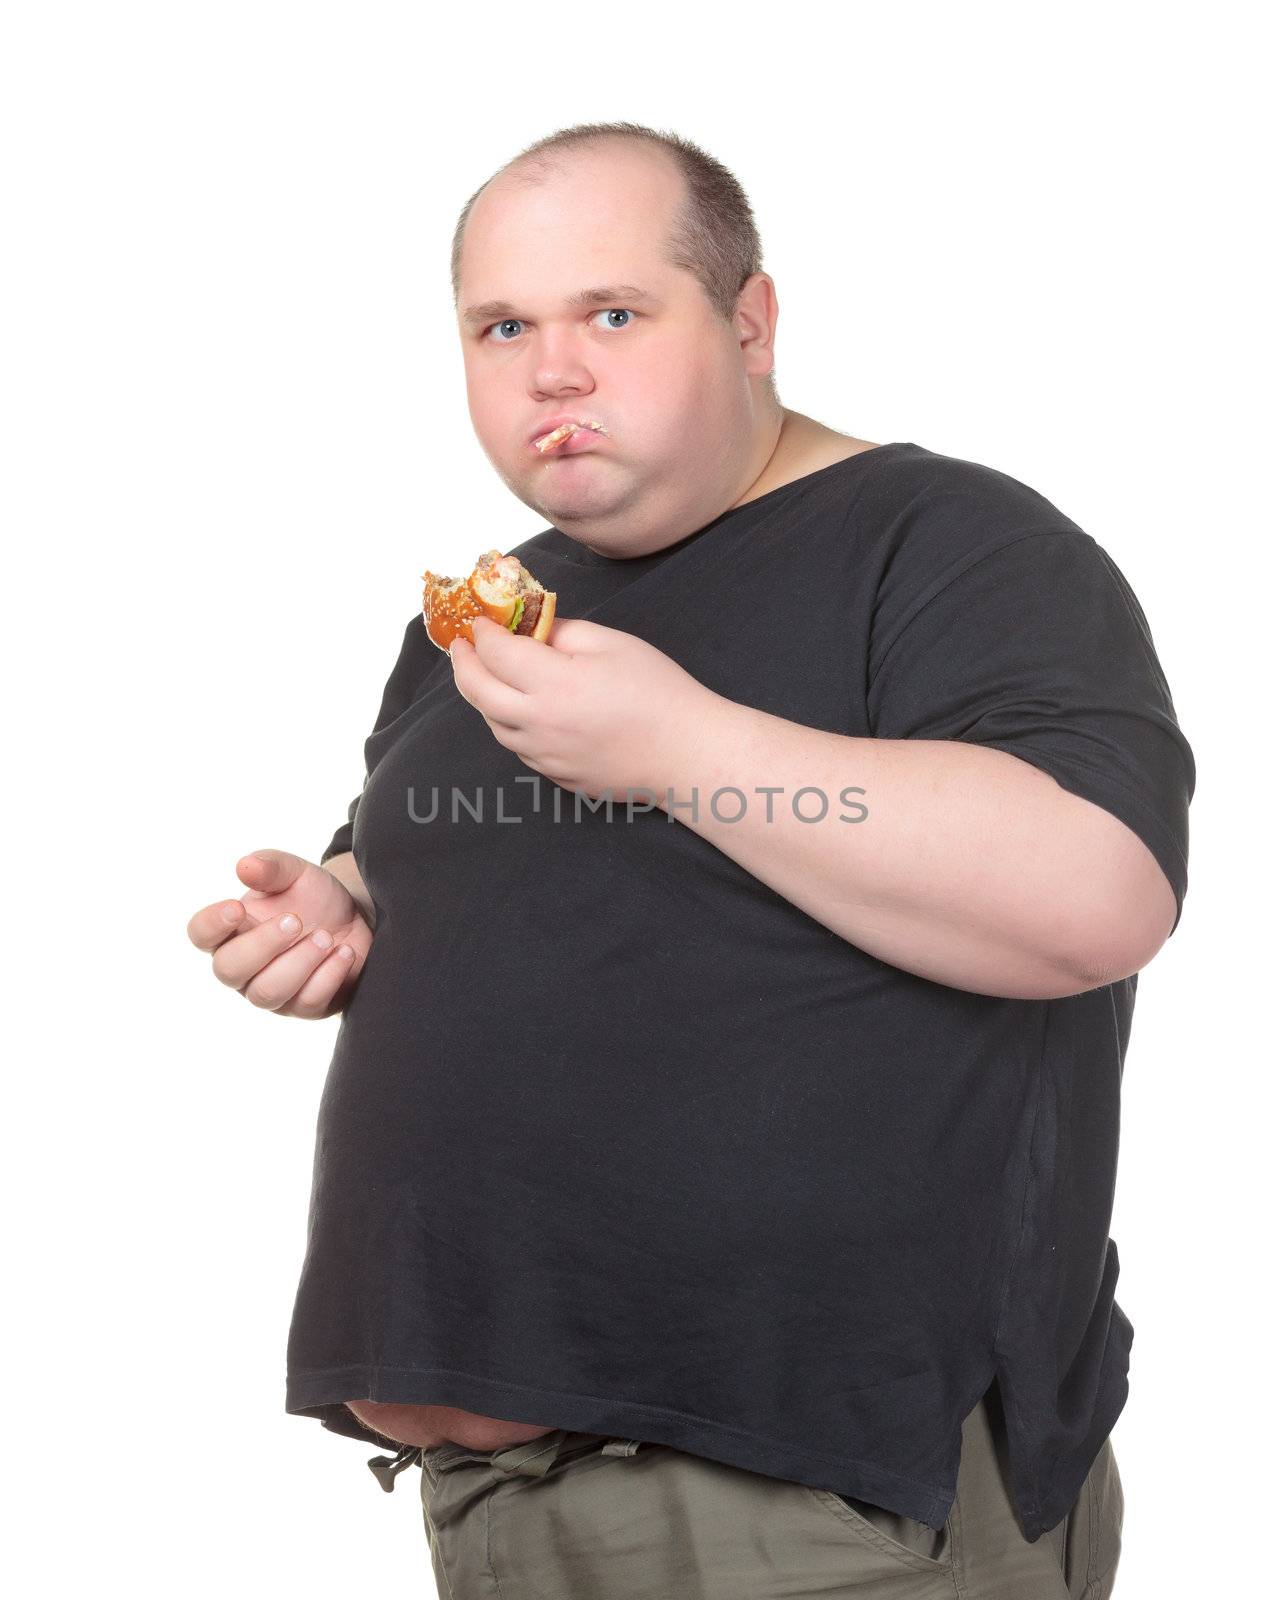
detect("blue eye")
[483,309,638,342]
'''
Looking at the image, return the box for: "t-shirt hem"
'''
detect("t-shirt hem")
[1024,1368,1128,1544]
[286,1363,955,1529]
[1007,1303,1132,1543]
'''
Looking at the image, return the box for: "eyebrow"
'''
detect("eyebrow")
[460,284,661,330]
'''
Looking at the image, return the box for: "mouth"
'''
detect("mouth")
[530,418,609,454]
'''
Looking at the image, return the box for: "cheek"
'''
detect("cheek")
[464,381,498,436]
[644,341,712,409]
[622,358,715,461]
[463,363,510,437]
[670,336,744,428]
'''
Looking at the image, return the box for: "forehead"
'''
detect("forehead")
[458,146,690,314]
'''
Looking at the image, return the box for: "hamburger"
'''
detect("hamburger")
[421,549,557,653]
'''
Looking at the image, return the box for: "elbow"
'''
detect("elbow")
[1062,883,1178,994]
[1061,954,1138,995]
[1053,817,1180,994]
[1038,795,1182,995]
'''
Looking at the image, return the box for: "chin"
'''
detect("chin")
[535,473,632,518]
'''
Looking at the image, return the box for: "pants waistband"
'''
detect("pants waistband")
[367,1430,645,1492]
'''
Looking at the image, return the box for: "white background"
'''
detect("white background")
[3,3,1261,1595]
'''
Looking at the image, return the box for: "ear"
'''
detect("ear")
[732,272,778,383]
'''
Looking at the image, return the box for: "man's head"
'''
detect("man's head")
[452,123,784,557]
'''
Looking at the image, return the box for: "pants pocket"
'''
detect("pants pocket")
[818,1490,951,1567]
[1061,1435,1125,1599]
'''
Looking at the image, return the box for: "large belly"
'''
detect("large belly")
[344,1399,561,1451]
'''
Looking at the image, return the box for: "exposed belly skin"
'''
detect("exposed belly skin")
[344,1399,561,1452]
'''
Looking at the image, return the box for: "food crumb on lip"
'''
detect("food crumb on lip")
[533,420,608,453]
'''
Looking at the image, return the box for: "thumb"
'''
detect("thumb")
[236,849,309,895]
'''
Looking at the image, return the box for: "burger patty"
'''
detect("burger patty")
[515,590,544,634]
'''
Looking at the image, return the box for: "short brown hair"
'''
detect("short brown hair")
[451,121,778,399]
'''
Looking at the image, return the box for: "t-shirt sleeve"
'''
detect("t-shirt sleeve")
[318,797,361,866]
[867,530,1196,936]
[319,613,437,866]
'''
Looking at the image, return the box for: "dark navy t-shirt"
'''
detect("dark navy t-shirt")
[285,441,1195,1540]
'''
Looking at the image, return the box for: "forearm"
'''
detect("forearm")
[653,692,1144,1000]
[322,851,376,931]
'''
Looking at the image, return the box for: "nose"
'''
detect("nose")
[529,326,595,400]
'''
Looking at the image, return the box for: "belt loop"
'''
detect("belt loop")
[366,1443,423,1492]
[488,1431,569,1478]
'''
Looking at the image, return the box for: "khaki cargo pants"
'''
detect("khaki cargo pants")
[368,1381,1123,1598]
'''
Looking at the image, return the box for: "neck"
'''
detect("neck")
[732,408,881,509]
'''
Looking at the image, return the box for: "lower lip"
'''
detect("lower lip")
[534,427,606,455]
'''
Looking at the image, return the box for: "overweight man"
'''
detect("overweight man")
[188,120,1194,1599]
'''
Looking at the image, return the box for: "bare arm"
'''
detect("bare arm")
[653,693,1176,1001]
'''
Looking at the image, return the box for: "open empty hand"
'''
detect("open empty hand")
[186,850,373,1020]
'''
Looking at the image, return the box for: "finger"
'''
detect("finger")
[466,614,569,692]
[211,909,314,991]
[285,943,360,1018]
[187,897,260,953]
[481,717,534,756]
[236,849,309,896]
[450,632,531,726]
[241,929,350,1013]
[538,617,615,655]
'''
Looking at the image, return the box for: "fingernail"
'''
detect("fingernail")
[337,944,354,960]
[279,913,300,934]
[222,902,243,924]
[312,928,333,950]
